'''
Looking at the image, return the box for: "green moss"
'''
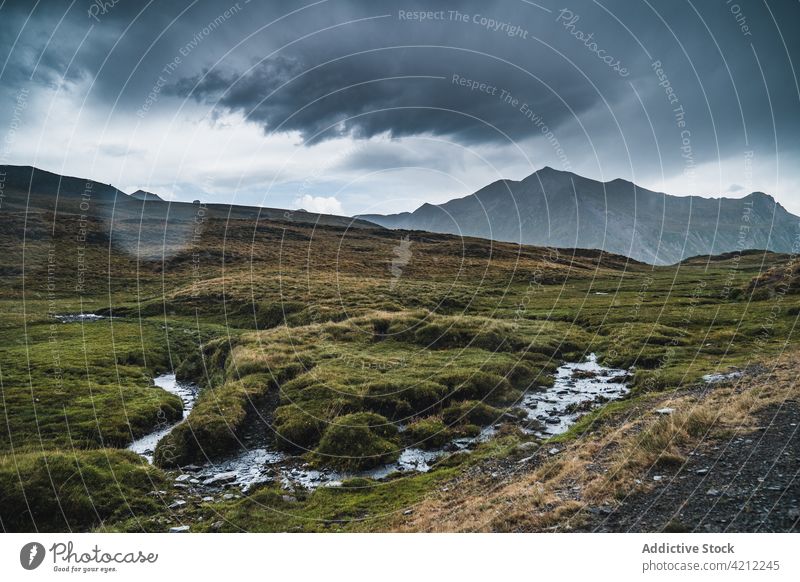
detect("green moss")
[441,400,502,426]
[436,370,519,404]
[405,416,451,449]
[361,380,413,418]
[273,405,326,452]
[313,412,399,471]
[0,449,165,532]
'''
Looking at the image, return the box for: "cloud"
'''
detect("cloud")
[294,194,343,215]
[0,0,798,214]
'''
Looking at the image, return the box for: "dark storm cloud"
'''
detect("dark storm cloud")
[1,0,799,179]
[165,0,640,145]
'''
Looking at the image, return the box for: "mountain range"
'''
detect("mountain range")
[360,167,799,265]
[3,164,797,266]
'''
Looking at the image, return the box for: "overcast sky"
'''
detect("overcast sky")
[1,0,798,214]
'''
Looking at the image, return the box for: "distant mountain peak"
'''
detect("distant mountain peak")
[745,191,774,201]
[362,169,798,265]
[531,165,568,177]
[130,189,164,201]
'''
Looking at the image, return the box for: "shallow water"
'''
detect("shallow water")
[189,353,630,492]
[128,374,198,463]
[53,313,105,323]
[519,353,629,436]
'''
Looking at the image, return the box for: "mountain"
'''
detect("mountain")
[0,164,128,202]
[360,167,800,265]
[0,165,376,231]
[130,189,164,201]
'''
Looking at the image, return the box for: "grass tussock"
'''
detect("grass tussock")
[0,449,164,532]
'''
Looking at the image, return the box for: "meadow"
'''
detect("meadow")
[1,196,797,531]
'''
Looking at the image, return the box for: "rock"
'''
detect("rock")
[173,483,189,489]
[190,478,200,484]
[707,488,720,496]
[211,521,224,531]
[182,464,202,472]
[202,496,214,502]
[169,500,187,509]
[202,471,238,486]
[281,495,297,503]
[175,474,191,483]
[548,447,560,455]
[222,493,235,500]
[655,408,675,415]
[403,509,414,515]
[169,525,190,533]
[695,468,709,475]
[653,475,663,481]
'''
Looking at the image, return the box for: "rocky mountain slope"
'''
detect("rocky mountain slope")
[360,167,799,265]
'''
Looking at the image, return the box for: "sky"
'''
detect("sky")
[1,0,798,215]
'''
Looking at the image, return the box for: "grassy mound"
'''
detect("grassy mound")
[442,400,503,426]
[741,260,800,300]
[405,416,451,449]
[313,412,400,471]
[0,449,165,532]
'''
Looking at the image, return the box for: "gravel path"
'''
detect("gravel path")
[582,401,800,532]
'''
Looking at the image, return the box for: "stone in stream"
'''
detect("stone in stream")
[202,471,238,486]
[175,474,192,483]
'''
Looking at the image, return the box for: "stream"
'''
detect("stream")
[128,374,198,463]
[128,353,630,493]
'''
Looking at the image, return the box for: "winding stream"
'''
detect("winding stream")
[129,354,630,491]
[180,353,630,492]
[128,374,198,463]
